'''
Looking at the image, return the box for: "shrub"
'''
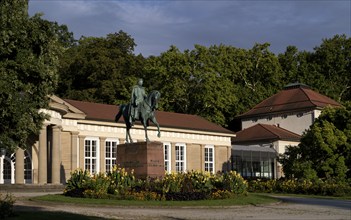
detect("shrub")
[248,178,351,196]
[64,169,91,197]
[181,171,213,193]
[107,166,136,196]
[127,191,162,201]
[221,171,248,194]
[161,172,183,194]
[0,193,15,219]
[210,190,233,200]
[83,173,110,198]
[65,168,249,201]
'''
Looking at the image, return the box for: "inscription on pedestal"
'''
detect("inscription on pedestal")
[117,141,165,179]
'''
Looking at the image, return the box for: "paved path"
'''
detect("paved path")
[12,192,351,220]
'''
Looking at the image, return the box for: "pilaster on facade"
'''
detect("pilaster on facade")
[78,135,86,169]
[226,145,232,172]
[38,124,48,184]
[99,137,107,173]
[70,131,79,171]
[200,144,205,171]
[15,148,25,184]
[52,125,62,184]
[171,143,176,172]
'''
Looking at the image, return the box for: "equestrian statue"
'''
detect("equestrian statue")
[115,78,161,143]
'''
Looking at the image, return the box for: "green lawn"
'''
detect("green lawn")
[28,193,279,207]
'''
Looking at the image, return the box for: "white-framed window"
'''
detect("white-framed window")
[163,142,171,173]
[204,145,215,173]
[24,150,32,183]
[105,139,118,173]
[175,143,186,172]
[84,137,99,174]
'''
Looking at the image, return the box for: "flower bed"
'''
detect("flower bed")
[64,167,248,201]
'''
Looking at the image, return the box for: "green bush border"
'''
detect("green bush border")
[64,168,248,201]
[248,178,351,196]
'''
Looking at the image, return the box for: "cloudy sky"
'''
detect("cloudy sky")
[28,0,350,57]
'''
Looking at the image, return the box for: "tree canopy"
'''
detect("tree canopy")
[142,43,283,127]
[279,102,351,181]
[56,33,350,129]
[56,31,144,105]
[0,0,62,152]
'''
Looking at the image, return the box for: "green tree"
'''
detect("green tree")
[50,21,76,48]
[143,45,192,113]
[278,35,351,103]
[187,44,238,126]
[144,43,283,127]
[234,43,283,123]
[312,35,351,102]
[280,103,351,181]
[57,30,144,104]
[278,46,313,85]
[0,0,61,152]
[144,45,241,126]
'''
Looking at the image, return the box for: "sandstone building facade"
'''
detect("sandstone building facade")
[0,95,235,185]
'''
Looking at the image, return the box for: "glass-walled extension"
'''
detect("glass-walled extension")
[231,145,277,179]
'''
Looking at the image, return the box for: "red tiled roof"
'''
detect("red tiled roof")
[232,123,301,144]
[63,99,234,135]
[238,83,341,118]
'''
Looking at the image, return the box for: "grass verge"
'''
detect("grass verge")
[266,193,351,200]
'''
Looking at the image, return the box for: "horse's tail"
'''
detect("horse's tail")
[115,104,124,122]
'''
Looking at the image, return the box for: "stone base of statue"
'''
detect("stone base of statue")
[117,141,165,179]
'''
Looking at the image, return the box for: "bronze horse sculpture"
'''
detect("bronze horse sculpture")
[115,90,161,143]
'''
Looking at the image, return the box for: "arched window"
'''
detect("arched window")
[24,150,32,183]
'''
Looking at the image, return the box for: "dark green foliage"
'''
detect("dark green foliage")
[280,102,351,181]
[248,179,351,197]
[64,168,248,201]
[57,31,144,105]
[64,169,91,197]
[55,29,350,129]
[0,193,15,219]
[144,43,282,127]
[0,0,61,152]
[278,34,351,104]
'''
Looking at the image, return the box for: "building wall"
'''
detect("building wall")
[215,145,231,172]
[241,110,315,135]
[274,140,300,155]
[186,144,201,171]
[1,103,234,185]
[28,114,232,184]
[69,132,230,179]
[61,131,72,181]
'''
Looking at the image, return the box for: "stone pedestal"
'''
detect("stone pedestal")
[117,142,165,179]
